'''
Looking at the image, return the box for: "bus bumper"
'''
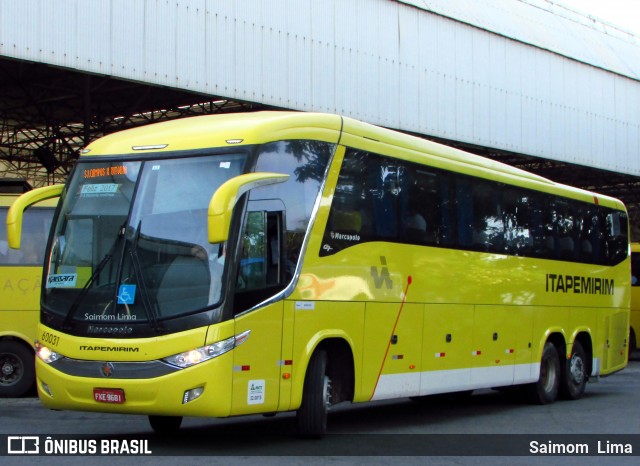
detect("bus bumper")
[35,355,234,418]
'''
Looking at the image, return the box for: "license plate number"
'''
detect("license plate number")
[93,388,125,404]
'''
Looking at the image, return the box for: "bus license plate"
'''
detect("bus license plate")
[93,388,125,404]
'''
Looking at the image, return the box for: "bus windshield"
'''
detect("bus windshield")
[43,153,246,333]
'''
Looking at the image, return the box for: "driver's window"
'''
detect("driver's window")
[237,211,268,291]
[234,207,283,313]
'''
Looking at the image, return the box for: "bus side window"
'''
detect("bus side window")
[436,176,454,246]
[502,189,533,256]
[253,140,332,274]
[234,208,285,313]
[605,211,628,265]
[455,180,473,248]
[632,252,640,286]
[0,206,53,266]
[575,206,596,262]
[556,203,576,260]
[0,207,8,264]
[470,180,504,252]
[404,168,436,245]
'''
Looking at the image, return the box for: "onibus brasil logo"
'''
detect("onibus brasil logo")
[7,435,152,455]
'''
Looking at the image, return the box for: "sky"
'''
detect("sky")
[555,0,640,35]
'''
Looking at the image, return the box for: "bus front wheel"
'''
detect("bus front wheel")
[297,349,331,438]
[0,341,34,397]
[148,415,183,434]
[525,342,560,405]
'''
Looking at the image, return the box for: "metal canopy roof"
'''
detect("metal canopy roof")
[401,0,640,81]
[0,58,269,185]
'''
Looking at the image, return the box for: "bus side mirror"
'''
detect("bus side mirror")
[208,172,289,243]
[7,184,64,249]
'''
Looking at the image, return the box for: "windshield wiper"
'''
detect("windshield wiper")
[128,220,163,333]
[62,251,114,328]
[61,224,127,328]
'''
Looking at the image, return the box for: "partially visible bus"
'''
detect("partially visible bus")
[630,243,640,355]
[7,112,630,435]
[0,180,55,397]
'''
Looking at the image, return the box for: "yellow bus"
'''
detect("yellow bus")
[7,112,630,435]
[0,180,55,397]
[630,243,640,355]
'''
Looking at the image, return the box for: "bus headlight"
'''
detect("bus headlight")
[35,341,63,364]
[163,330,250,368]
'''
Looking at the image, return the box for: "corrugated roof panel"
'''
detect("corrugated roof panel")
[397,6,419,128]
[0,1,38,60]
[174,0,207,91]
[377,0,400,62]
[73,1,111,75]
[310,0,337,112]
[110,0,146,82]
[37,1,73,68]
[143,0,178,87]
[205,0,236,97]
[291,2,316,110]
[259,20,280,106]
[401,0,640,81]
[629,84,640,168]
[235,12,257,103]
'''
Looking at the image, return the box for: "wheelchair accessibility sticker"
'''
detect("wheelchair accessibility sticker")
[117,284,136,305]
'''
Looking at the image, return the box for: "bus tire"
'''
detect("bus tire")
[560,340,587,400]
[148,415,183,434]
[0,341,35,398]
[297,349,331,438]
[525,342,560,405]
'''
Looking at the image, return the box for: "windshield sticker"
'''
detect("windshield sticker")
[117,284,136,305]
[220,161,231,169]
[46,273,77,288]
[81,183,119,196]
[83,165,128,179]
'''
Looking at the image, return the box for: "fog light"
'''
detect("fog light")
[40,381,53,397]
[183,386,204,404]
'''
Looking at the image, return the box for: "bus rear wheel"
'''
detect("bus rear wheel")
[148,415,183,434]
[560,340,587,400]
[0,341,34,398]
[525,342,560,405]
[297,349,331,438]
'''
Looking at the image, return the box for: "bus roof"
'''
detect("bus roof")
[80,111,625,211]
[82,112,344,156]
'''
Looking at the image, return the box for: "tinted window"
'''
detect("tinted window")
[251,140,333,274]
[321,148,628,266]
[233,140,333,313]
[0,206,53,266]
[632,252,640,286]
